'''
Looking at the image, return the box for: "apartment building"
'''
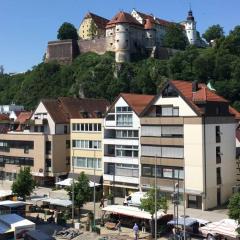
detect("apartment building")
[140,80,237,210]
[0,97,86,185]
[103,93,154,197]
[70,98,109,184]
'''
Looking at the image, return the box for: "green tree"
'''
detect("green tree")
[11,167,36,201]
[163,24,188,50]
[88,21,97,39]
[67,172,91,221]
[228,193,240,233]
[202,24,224,43]
[57,22,79,40]
[140,187,168,237]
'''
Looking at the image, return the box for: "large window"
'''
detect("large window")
[72,123,101,132]
[156,106,179,117]
[0,140,34,152]
[115,145,138,157]
[72,140,101,149]
[141,125,183,137]
[2,156,34,166]
[116,114,133,126]
[116,130,138,139]
[142,164,183,180]
[116,106,132,112]
[73,157,101,169]
[115,163,139,177]
[141,145,184,159]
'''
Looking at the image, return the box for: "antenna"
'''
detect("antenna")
[189,0,192,10]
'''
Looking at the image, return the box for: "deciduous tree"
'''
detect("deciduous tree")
[11,167,36,201]
[57,22,79,40]
[202,24,224,43]
[228,193,240,233]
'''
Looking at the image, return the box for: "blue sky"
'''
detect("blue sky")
[1,0,240,73]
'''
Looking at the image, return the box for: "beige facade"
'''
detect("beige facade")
[70,118,104,181]
[0,132,69,185]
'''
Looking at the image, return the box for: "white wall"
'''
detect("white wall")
[31,102,55,134]
[154,95,197,117]
[204,122,236,209]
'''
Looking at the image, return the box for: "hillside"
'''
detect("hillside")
[1,27,240,110]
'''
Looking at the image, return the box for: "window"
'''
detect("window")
[45,159,51,167]
[45,141,51,154]
[116,130,139,139]
[163,168,173,178]
[156,106,179,117]
[0,156,34,166]
[72,140,101,150]
[216,126,221,143]
[216,146,221,164]
[64,125,68,134]
[116,114,132,126]
[73,157,101,169]
[162,85,178,97]
[106,114,115,121]
[115,145,138,158]
[66,140,70,149]
[72,123,102,132]
[174,169,184,179]
[217,167,221,185]
[116,106,132,112]
[142,165,152,176]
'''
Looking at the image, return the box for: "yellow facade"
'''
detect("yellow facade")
[70,118,104,177]
[78,18,105,40]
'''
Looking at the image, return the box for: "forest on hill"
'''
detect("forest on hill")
[0,25,240,110]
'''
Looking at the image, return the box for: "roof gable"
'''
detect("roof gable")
[84,12,109,29]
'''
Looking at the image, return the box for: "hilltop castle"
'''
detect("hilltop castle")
[46,9,202,64]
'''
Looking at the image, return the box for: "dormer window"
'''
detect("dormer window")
[94,111,102,118]
[162,85,178,97]
[80,111,89,118]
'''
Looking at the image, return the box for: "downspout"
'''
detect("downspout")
[203,116,207,210]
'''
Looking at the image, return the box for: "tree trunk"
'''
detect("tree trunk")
[150,216,154,237]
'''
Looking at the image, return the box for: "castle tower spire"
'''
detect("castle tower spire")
[185,8,197,45]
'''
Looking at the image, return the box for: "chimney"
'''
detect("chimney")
[192,80,198,92]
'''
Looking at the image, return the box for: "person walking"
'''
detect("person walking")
[133,223,139,240]
[141,220,146,233]
[99,198,105,208]
[116,219,122,235]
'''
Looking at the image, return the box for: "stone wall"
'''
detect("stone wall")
[78,37,107,54]
[46,40,79,64]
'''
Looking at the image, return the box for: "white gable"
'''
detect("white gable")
[154,94,197,117]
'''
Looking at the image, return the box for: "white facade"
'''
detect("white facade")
[103,96,141,194]
[0,104,24,114]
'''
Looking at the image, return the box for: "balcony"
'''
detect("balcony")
[103,174,139,184]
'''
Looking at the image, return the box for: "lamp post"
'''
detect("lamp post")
[93,146,97,229]
[154,155,157,240]
[72,150,75,226]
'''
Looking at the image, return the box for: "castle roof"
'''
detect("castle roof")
[187,10,195,21]
[84,12,109,29]
[106,11,143,28]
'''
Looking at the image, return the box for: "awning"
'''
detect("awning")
[102,205,165,220]
[168,217,197,227]
[42,198,72,207]
[0,190,12,199]
[55,178,100,187]
[0,200,27,208]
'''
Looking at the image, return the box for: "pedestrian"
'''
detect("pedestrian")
[100,197,105,208]
[116,219,122,234]
[141,220,146,233]
[133,223,139,240]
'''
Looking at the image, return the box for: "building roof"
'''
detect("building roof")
[84,12,109,29]
[142,80,232,117]
[229,106,240,120]
[41,97,109,123]
[0,114,9,122]
[15,111,32,124]
[108,93,154,116]
[106,11,143,28]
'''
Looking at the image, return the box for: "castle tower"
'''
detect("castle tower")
[185,9,197,45]
[106,11,142,63]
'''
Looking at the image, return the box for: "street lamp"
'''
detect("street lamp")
[72,149,75,226]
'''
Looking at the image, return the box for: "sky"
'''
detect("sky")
[1,0,240,73]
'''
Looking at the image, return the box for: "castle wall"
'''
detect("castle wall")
[78,38,108,54]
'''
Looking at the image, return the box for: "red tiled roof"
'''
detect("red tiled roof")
[0,114,10,121]
[170,80,229,115]
[106,11,143,28]
[15,111,32,124]
[229,106,240,120]
[84,12,109,29]
[144,18,155,30]
[120,93,155,115]
[42,97,109,123]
